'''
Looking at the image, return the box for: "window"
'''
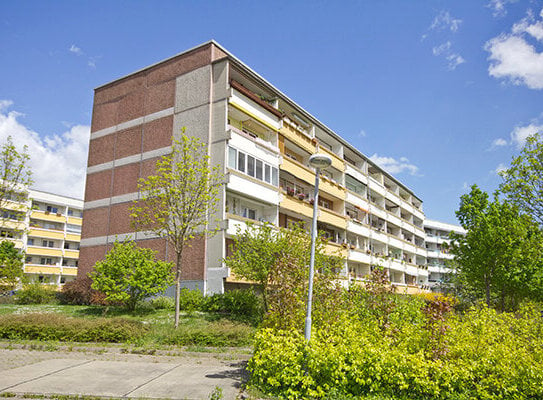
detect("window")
[243,208,256,220]
[228,147,237,169]
[60,277,66,284]
[318,197,333,210]
[255,160,263,180]
[272,168,278,186]
[66,224,81,233]
[264,165,271,183]
[247,156,255,177]
[64,243,70,249]
[40,258,52,265]
[228,146,279,186]
[46,206,59,214]
[237,152,245,173]
[67,209,73,216]
[0,230,14,238]
[27,238,34,246]
[25,256,32,263]
[42,240,54,248]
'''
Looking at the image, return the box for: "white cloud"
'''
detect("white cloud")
[0,100,89,198]
[432,41,451,56]
[485,8,543,90]
[369,154,420,176]
[69,44,83,56]
[68,44,99,69]
[430,11,462,32]
[510,122,543,148]
[0,100,13,112]
[358,129,367,138]
[432,41,466,70]
[487,0,518,18]
[488,137,508,150]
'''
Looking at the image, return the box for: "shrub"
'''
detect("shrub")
[0,313,147,343]
[148,296,175,310]
[15,283,57,304]
[178,288,205,313]
[204,289,264,324]
[248,303,543,399]
[57,277,107,305]
[161,320,253,347]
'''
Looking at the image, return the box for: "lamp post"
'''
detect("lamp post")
[304,153,333,342]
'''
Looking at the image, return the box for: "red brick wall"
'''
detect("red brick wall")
[79,43,220,280]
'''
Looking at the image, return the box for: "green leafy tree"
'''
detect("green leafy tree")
[89,240,174,311]
[130,130,223,327]
[0,240,25,293]
[0,136,32,234]
[450,185,543,310]
[225,222,344,330]
[499,133,543,224]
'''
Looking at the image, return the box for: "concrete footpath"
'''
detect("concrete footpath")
[0,345,250,400]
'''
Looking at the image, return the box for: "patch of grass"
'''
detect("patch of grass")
[0,313,147,343]
[0,304,255,348]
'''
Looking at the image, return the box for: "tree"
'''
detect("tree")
[89,240,174,311]
[130,130,223,327]
[499,133,543,224]
[0,240,25,293]
[450,185,543,310]
[0,135,32,211]
[224,222,344,330]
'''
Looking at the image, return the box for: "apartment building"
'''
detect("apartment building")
[80,40,431,294]
[424,219,465,292]
[1,188,83,286]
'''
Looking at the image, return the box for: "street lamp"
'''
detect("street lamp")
[304,153,333,341]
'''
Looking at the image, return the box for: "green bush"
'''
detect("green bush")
[178,288,205,313]
[16,283,57,304]
[161,320,253,347]
[149,296,175,310]
[204,289,264,324]
[0,313,147,343]
[249,302,543,399]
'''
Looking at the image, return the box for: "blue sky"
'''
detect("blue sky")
[1,0,543,224]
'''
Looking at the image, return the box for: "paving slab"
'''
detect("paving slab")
[129,361,245,399]
[0,349,247,400]
[8,360,178,398]
[0,359,90,391]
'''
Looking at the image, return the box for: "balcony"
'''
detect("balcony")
[28,228,65,240]
[324,241,348,258]
[280,193,346,230]
[64,249,80,259]
[67,216,82,226]
[65,233,81,242]
[280,157,346,200]
[26,246,63,257]
[229,87,282,132]
[62,267,78,276]
[31,210,65,223]
[280,124,316,155]
[24,265,61,275]
[227,171,280,205]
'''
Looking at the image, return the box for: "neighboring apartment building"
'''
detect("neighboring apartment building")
[80,40,432,294]
[1,188,83,286]
[424,219,465,292]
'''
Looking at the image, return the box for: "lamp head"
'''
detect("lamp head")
[309,153,332,169]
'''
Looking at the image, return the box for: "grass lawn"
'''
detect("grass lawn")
[0,304,255,349]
